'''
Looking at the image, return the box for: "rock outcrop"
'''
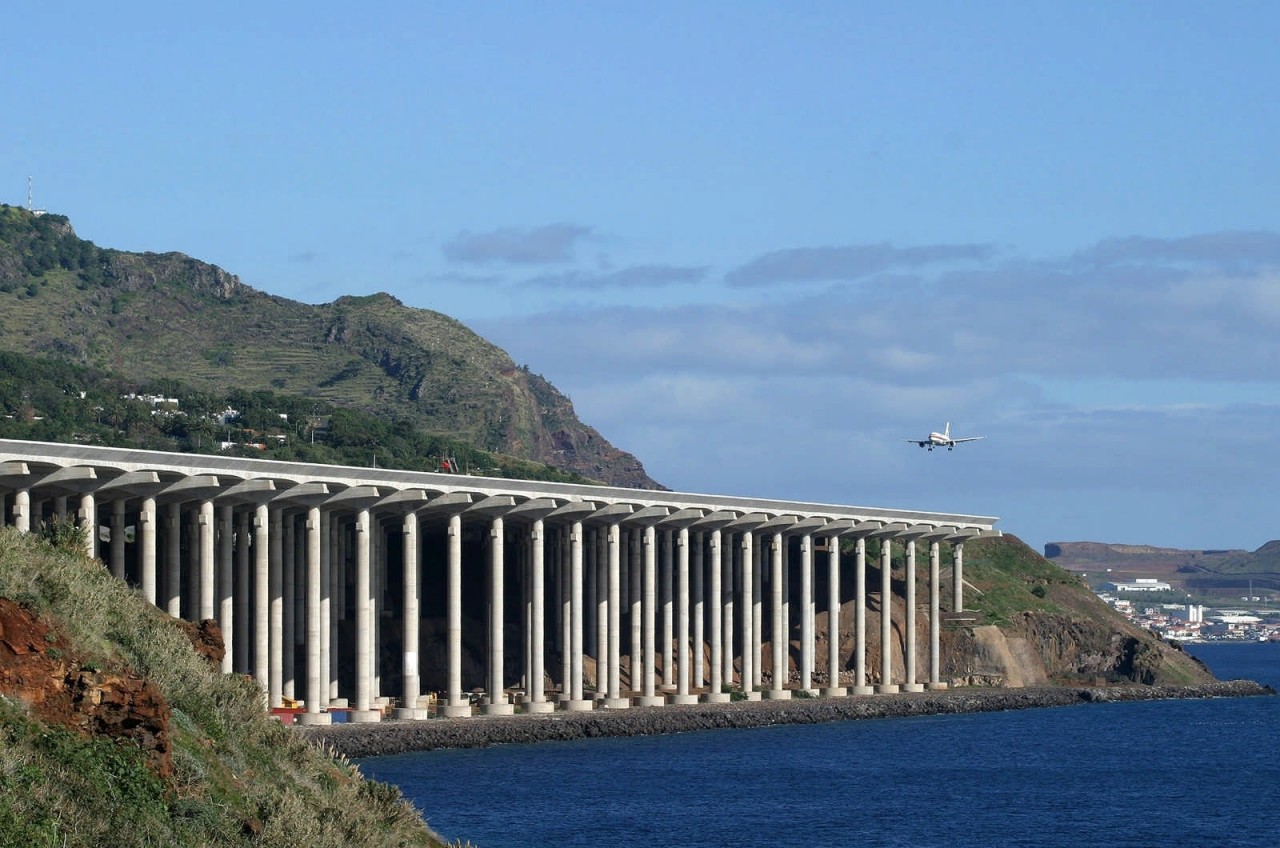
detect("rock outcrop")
[0,596,173,780]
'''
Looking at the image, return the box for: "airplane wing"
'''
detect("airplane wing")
[906,440,929,447]
[951,436,985,444]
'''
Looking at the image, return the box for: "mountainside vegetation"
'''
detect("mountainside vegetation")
[0,527,449,847]
[0,205,658,488]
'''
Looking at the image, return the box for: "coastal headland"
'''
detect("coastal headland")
[297,680,1271,759]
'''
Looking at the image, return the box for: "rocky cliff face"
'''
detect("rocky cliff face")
[941,613,1213,687]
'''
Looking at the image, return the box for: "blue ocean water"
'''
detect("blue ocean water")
[360,643,1280,848]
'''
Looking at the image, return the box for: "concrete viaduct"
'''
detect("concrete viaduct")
[0,439,998,724]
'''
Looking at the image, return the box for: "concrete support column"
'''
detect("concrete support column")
[636,524,663,706]
[527,519,553,713]
[234,511,250,672]
[321,512,334,703]
[110,499,126,581]
[673,526,697,704]
[186,509,200,619]
[78,492,96,560]
[353,508,379,722]
[11,489,30,533]
[253,504,269,697]
[584,529,597,665]
[692,532,704,693]
[282,516,296,701]
[217,504,234,674]
[595,529,608,698]
[559,530,572,704]
[139,497,157,606]
[727,535,737,696]
[878,538,898,694]
[299,506,330,724]
[660,529,673,690]
[199,500,215,621]
[747,540,757,696]
[443,512,468,717]
[740,533,757,699]
[396,511,423,719]
[604,522,627,708]
[165,503,181,618]
[823,536,845,697]
[706,529,729,702]
[766,531,790,699]
[853,537,871,694]
[484,516,513,715]
[268,508,284,708]
[629,531,642,695]
[902,540,923,692]
[928,540,946,690]
[953,542,965,612]
[566,520,591,710]
[800,534,814,695]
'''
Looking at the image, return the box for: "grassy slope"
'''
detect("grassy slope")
[959,535,1215,685]
[0,528,451,848]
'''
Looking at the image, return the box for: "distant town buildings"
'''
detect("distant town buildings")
[1100,577,1172,592]
[1098,592,1279,643]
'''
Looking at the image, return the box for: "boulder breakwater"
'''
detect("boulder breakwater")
[297,680,1271,759]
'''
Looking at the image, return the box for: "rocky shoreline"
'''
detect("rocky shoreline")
[295,680,1272,759]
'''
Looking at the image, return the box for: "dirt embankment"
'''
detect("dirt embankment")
[0,596,225,781]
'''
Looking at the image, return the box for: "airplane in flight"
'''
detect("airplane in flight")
[907,422,985,451]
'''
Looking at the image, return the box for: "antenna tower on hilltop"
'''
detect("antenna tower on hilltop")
[26,177,45,216]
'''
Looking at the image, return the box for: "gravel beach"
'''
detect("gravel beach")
[295,680,1271,758]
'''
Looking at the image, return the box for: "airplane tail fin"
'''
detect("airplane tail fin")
[944,422,951,438]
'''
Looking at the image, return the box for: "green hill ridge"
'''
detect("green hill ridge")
[0,205,657,489]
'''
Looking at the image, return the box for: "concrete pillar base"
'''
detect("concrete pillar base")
[329,698,350,708]
[525,700,556,714]
[926,681,949,691]
[901,683,925,693]
[821,686,847,698]
[850,685,874,695]
[441,704,472,718]
[764,689,791,700]
[562,699,595,711]
[393,708,431,720]
[484,703,515,716]
[297,712,333,726]
[876,683,900,694]
[375,696,392,706]
[602,697,632,709]
[669,694,700,705]
[351,710,383,723]
[633,696,666,707]
[703,692,732,703]
[743,691,762,701]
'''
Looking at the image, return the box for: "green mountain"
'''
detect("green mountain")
[0,205,659,488]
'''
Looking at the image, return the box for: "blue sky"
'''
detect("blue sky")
[6,2,1280,553]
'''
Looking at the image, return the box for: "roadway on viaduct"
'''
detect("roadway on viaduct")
[0,439,998,723]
